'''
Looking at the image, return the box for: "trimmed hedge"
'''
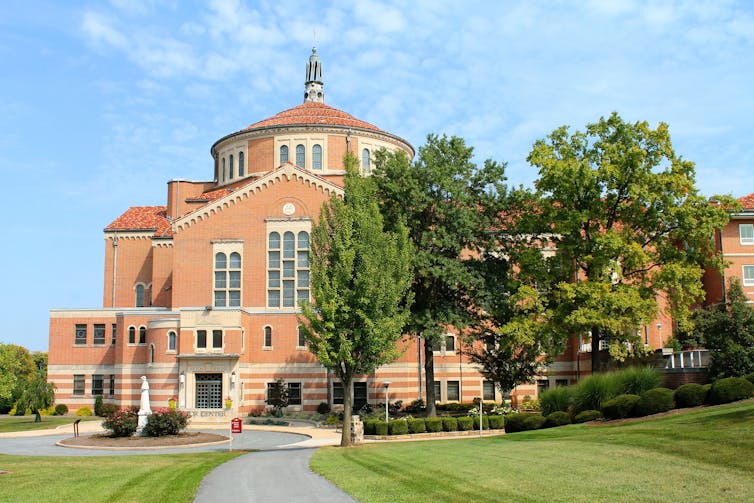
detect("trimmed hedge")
[544,411,571,428]
[442,417,458,432]
[425,417,443,433]
[436,402,476,414]
[457,416,473,431]
[634,388,675,417]
[54,404,68,416]
[363,419,377,435]
[674,383,708,408]
[388,419,408,435]
[744,373,754,387]
[375,420,388,435]
[407,418,426,434]
[472,415,490,430]
[574,410,602,423]
[708,377,754,405]
[601,394,640,420]
[488,415,505,430]
[504,413,545,433]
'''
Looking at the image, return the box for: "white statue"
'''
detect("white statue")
[136,375,152,434]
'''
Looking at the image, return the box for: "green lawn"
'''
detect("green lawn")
[0,451,242,502]
[311,399,754,502]
[0,416,100,433]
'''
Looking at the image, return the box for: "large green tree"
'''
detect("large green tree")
[693,280,754,379]
[300,154,413,446]
[523,113,735,372]
[373,135,509,416]
[15,375,55,422]
[0,343,36,413]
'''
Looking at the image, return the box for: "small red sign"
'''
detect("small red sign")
[231,418,242,434]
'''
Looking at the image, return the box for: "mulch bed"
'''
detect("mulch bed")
[59,432,228,448]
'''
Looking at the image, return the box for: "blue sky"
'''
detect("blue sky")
[1,0,753,351]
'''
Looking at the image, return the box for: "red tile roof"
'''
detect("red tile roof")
[105,206,171,237]
[244,102,382,132]
[738,192,754,210]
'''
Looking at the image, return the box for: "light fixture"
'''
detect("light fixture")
[231,371,237,384]
[179,372,185,384]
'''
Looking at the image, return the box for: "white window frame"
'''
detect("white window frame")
[740,224,754,245]
[743,265,754,287]
[167,331,177,352]
[266,221,311,309]
[263,326,272,349]
[212,241,243,308]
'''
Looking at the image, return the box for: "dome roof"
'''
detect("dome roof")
[243,102,383,133]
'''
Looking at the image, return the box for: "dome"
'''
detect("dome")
[243,102,383,134]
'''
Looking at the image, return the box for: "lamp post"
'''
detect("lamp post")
[383,381,391,423]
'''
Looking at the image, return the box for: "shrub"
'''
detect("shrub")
[545,411,571,428]
[708,377,754,405]
[405,399,426,414]
[316,402,331,415]
[54,404,68,416]
[504,413,544,433]
[634,388,675,417]
[616,367,662,395]
[323,413,341,426]
[574,410,602,423]
[407,418,426,434]
[539,387,573,416]
[674,383,708,408]
[472,415,490,430]
[601,394,640,420]
[103,408,138,437]
[744,372,754,387]
[363,419,377,435]
[456,416,473,431]
[100,403,118,417]
[441,416,458,432]
[425,417,443,432]
[572,373,620,413]
[488,415,505,430]
[142,408,190,437]
[374,420,388,435]
[388,419,408,435]
[436,402,476,414]
[76,406,93,417]
[94,395,104,416]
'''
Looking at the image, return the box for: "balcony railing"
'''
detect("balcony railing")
[664,349,710,369]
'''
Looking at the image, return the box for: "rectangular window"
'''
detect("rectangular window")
[740,224,754,245]
[333,382,344,404]
[74,324,87,345]
[537,379,550,394]
[73,375,85,396]
[433,381,441,402]
[446,381,460,401]
[212,330,223,349]
[268,230,310,308]
[93,324,106,345]
[483,381,496,401]
[297,326,305,347]
[92,374,103,396]
[111,324,117,345]
[354,382,367,411]
[744,265,754,286]
[197,330,207,349]
[445,335,456,352]
[289,382,302,405]
[556,379,569,387]
[109,375,115,397]
[264,327,272,348]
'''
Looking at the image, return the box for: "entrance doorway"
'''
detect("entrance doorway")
[196,373,223,408]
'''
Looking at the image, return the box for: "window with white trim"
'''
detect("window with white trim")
[221,157,226,182]
[744,265,754,286]
[197,330,207,349]
[128,326,135,344]
[263,326,272,348]
[446,381,460,401]
[138,326,146,344]
[483,381,495,401]
[239,151,245,176]
[297,325,306,348]
[92,374,104,396]
[362,148,370,173]
[214,251,242,307]
[280,145,289,164]
[288,382,302,405]
[136,284,145,307]
[333,382,344,404]
[740,224,754,245]
[75,324,87,345]
[312,144,322,170]
[168,331,177,351]
[93,324,106,345]
[267,230,310,308]
[229,154,234,179]
[295,144,305,168]
[73,374,85,396]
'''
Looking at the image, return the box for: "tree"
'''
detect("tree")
[265,379,289,416]
[300,153,413,446]
[524,113,735,372]
[373,134,510,417]
[14,375,55,422]
[694,280,754,379]
[0,343,36,414]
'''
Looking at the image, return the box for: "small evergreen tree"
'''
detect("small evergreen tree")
[265,379,289,416]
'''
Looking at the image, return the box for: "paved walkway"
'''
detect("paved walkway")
[0,420,355,502]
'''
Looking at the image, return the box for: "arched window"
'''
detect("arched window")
[221,158,226,182]
[229,154,234,179]
[139,326,146,344]
[295,144,305,168]
[149,344,155,363]
[297,325,305,347]
[264,326,272,347]
[239,152,245,176]
[135,284,145,307]
[362,148,371,173]
[280,145,289,164]
[312,144,322,170]
[168,331,176,351]
[128,326,136,344]
[215,252,227,269]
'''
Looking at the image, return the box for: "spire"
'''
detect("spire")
[304,47,324,103]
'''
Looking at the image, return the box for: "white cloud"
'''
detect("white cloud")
[81,11,128,50]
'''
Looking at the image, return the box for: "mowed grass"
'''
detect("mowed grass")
[311,399,754,503]
[0,451,242,502]
[0,416,100,433]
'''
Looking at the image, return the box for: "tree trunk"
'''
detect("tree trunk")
[591,327,601,374]
[424,336,437,417]
[341,377,353,447]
